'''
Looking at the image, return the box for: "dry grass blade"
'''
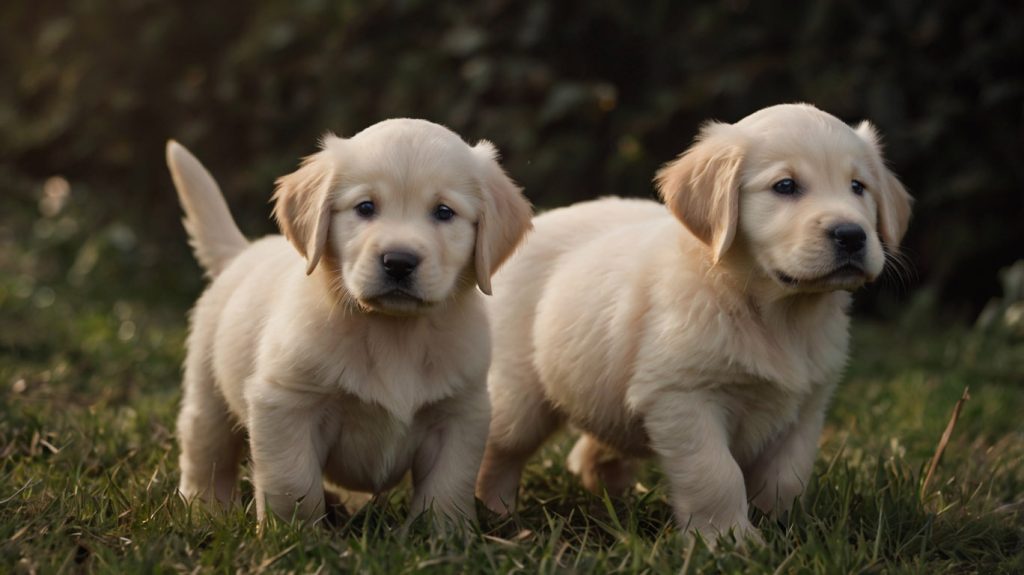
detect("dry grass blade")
[678,535,698,575]
[254,543,297,574]
[920,386,971,500]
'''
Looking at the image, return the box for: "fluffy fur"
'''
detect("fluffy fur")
[167,119,532,524]
[476,104,912,543]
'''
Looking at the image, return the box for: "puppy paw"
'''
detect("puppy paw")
[477,491,515,516]
[686,519,764,551]
[567,435,635,495]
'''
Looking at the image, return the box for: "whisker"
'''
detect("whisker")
[880,245,918,294]
[323,270,357,321]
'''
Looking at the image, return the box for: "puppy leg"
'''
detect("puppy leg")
[566,434,636,496]
[177,363,244,506]
[410,388,491,524]
[644,391,759,544]
[476,369,562,515]
[247,382,326,523]
[746,385,831,515]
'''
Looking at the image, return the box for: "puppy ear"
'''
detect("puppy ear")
[855,121,913,247]
[272,137,340,275]
[471,141,533,296]
[655,122,745,263]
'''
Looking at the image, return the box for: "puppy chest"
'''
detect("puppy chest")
[320,402,420,493]
[719,382,806,465]
[315,330,487,423]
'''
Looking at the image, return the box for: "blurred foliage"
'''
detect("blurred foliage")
[977,260,1024,337]
[1,0,1022,314]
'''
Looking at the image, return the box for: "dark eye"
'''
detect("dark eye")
[354,201,376,218]
[851,180,866,196]
[433,204,456,222]
[772,178,798,196]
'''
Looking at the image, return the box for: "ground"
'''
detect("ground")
[1,195,1022,573]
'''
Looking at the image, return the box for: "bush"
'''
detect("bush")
[1,0,1021,313]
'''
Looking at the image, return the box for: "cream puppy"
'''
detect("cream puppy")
[167,119,531,524]
[476,104,912,543]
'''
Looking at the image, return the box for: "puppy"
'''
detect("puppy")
[476,104,912,543]
[166,119,531,524]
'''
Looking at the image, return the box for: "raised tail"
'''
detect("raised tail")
[166,141,249,277]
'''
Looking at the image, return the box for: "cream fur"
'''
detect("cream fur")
[476,104,912,544]
[166,118,531,525]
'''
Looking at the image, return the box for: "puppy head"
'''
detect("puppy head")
[273,119,531,315]
[656,103,912,293]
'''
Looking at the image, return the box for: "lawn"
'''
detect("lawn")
[2,194,1022,573]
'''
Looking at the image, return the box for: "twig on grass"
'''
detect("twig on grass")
[0,479,39,504]
[920,386,971,501]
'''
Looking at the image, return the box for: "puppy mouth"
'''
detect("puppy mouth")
[776,262,870,290]
[359,288,432,314]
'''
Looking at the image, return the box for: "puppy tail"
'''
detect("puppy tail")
[166,141,249,277]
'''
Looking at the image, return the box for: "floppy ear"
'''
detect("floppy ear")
[272,137,340,275]
[654,122,746,263]
[855,121,913,248]
[471,140,533,295]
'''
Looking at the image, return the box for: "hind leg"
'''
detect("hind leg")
[566,434,636,495]
[476,365,562,515]
[176,363,244,506]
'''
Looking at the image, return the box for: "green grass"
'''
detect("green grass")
[2,194,1022,573]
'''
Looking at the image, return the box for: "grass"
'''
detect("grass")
[1,192,1022,573]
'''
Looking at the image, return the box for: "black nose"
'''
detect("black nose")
[381,251,420,280]
[830,223,867,256]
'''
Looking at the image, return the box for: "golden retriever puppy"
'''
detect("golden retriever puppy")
[166,119,531,525]
[476,104,912,543]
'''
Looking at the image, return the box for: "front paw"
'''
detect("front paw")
[404,504,476,536]
[686,517,764,550]
[258,488,325,523]
[749,474,807,516]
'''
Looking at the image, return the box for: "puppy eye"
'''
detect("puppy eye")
[851,180,866,196]
[772,178,798,196]
[433,204,456,222]
[354,201,376,218]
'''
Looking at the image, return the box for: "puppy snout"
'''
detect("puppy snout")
[829,223,867,258]
[381,251,420,280]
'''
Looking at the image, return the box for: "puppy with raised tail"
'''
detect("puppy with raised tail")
[167,119,531,524]
[476,104,912,543]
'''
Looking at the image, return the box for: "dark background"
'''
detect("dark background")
[2,0,1022,319]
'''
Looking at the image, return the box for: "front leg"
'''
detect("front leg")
[643,390,759,544]
[247,381,327,523]
[745,383,834,515]
[411,387,490,524]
